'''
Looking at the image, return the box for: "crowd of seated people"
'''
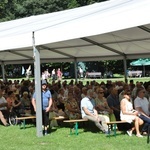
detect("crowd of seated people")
[0,79,34,126]
[0,79,149,137]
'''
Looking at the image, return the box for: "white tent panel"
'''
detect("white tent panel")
[0,0,150,64]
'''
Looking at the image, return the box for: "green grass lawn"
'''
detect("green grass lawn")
[0,124,149,150]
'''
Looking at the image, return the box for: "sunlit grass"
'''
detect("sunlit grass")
[0,123,149,150]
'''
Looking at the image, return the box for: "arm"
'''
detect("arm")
[135,107,150,118]
[82,107,99,121]
[66,103,80,113]
[12,100,21,107]
[31,97,36,112]
[0,102,8,108]
[82,107,95,117]
[121,99,138,115]
[107,97,120,112]
[45,97,53,112]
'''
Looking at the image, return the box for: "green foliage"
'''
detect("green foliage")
[0,0,107,21]
[14,0,68,18]
[67,0,80,9]
[0,0,17,21]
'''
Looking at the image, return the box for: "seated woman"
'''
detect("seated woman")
[57,88,67,111]
[6,91,14,112]
[95,88,116,123]
[49,99,65,127]
[20,92,31,115]
[12,94,24,116]
[120,91,143,137]
[64,92,81,119]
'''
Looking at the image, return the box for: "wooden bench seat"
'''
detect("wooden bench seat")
[64,119,88,135]
[16,116,36,129]
[106,120,127,137]
[52,116,67,120]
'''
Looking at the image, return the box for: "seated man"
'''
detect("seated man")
[80,89,108,134]
[134,87,150,135]
[0,89,9,126]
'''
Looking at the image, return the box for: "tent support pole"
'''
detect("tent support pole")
[74,58,78,83]
[1,62,5,81]
[32,32,43,137]
[123,56,128,83]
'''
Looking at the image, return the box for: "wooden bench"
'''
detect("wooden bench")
[52,116,67,120]
[86,72,101,78]
[63,119,88,135]
[16,116,36,129]
[106,120,127,137]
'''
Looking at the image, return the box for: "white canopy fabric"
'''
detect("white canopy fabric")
[0,0,150,64]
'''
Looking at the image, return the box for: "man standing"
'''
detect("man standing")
[32,80,52,135]
[81,89,108,134]
[51,69,56,81]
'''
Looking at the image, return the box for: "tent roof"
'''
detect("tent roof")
[0,0,150,64]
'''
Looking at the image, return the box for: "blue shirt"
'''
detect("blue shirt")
[33,89,52,110]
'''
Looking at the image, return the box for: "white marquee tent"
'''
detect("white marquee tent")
[0,0,150,64]
[1,0,150,137]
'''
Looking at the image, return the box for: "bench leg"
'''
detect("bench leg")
[147,125,150,144]
[74,122,78,135]
[19,120,26,129]
[70,124,73,135]
[108,125,111,137]
[113,123,117,137]
[23,119,26,129]
[69,122,79,135]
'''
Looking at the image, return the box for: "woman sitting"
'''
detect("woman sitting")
[64,92,81,119]
[20,92,31,115]
[95,88,115,122]
[49,99,65,127]
[120,91,143,137]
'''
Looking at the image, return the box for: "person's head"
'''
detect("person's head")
[82,87,88,95]
[123,83,130,92]
[136,82,142,88]
[87,89,94,99]
[58,88,64,95]
[68,91,73,100]
[23,91,28,98]
[123,90,131,101]
[96,88,104,97]
[136,87,146,98]
[41,80,47,90]
[130,80,134,84]
[7,91,14,97]
[110,87,118,96]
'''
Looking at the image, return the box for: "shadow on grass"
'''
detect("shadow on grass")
[106,131,126,138]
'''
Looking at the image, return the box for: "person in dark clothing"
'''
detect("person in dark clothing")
[107,86,132,131]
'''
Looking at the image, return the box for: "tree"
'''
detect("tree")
[0,0,17,21]
[14,0,69,18]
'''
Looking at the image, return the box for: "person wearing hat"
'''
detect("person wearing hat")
[32,80,52,135]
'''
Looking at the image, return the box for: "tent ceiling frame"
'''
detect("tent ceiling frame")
[38,45,75,58]
[102,37,150,44]
[81,37,125,56]
[138,26,150,33]
[8,50,33,59]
